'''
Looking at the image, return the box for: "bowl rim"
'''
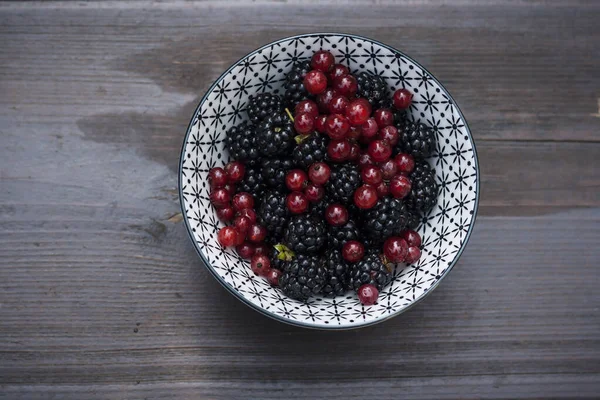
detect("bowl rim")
[178,32,480,330]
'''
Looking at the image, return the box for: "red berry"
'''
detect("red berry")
[378,125,399,147]
[210,188,231,208]
[216,206,235,222]
[236,208,256,224]
[253,242,270,256]
[393,88,413,109]
[247,224,267,243]
[368,139,392,162]
[347,126,362,141]
[250,254,271,276]
[401,230,422,247]
[266,268,282,286]
[383,237,408,263]
[394,153,415,174]
[217,226,239,248]
[303,70,328,95]
[373,108,394,128]
[222,183,236,196]
[329,64,349,82]
[232,192,254,211]
[375,181,390,197]
[329,95,350,114]
[286,191,309,214]
[308,162,331,185]
[361,118,379,141]
[380,159,398,180]
[354,185,378,209]
[327,139,351,162]
[233,215,251,236]
[325,203,349,226]
[304,183,324,202]
[311,50,335,72]
[224,162,245,183]
[236,242,255,259]
[346,98,372,126]
[325,114,350,139]
[361,165,383,185]
[333,74,358,97]
[295,100,319,119]
[358,152,375,169]
[286,169,308,191]
[348,143,360,162]
[390,175,411,199]
[294,112,314,134]
[342,240,365,263]
[315,114,328,133]
[316,88,338,113]
[405,246,421,264]
[357,284,379,305]
[209,167,228,188]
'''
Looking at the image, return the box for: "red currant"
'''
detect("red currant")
[383,237,408,263]
[250,254,271,276]
[347,126,362,141]
[346,98,372,126]
[358,152,375,169]
[405,246,421,264]
[208,167,228,188]
[217,226,239,248]
[375,181,390,197]
[266,268,282,286]
[224,161,245,183]
[325,203,349,226]
[357,284,379,305]
[308,162,331,185]
[394,153,415,174]
[373,108,394,128]
[236,242,255,259]
[315,114,328,133]
[333,74,358,97]
[401,230,422,247]
[368,139,392,162]
[328,64,349,82]
[294,112,314,134]
[378,125,399,147]
[380,159,398,180]
[342,240,365,263]
[348,143,360,162]
[361,165,383,185]
[210,188,231,208]
[390,175,411,199]
[286,191,309,214]
[236,208,256,224]
[329,94,350,114]
[216,206,235,222]
[327,139,351,162]
[303,70,328,95]
[253,242,270,256]
[393,88,413,109]
[222,183,236,196]
[304,183,324,202]
[295,100,319,119]
[310,50,335,72]
[325,114,350,139]
[285,169,308,191]
[232,192,254,211]
[233,215,251,236]
[316,88,338,113]
[354,185,378,209]
[247,224,267,243]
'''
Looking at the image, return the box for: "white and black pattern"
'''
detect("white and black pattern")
[179,33,480,329]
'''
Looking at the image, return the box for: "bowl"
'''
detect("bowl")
[179,33,479,329]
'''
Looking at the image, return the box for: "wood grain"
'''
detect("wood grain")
[0,1,599,399]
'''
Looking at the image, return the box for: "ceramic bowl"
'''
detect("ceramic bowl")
[179,33,479,329]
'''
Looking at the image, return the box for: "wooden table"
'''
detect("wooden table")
[1,1,599,398]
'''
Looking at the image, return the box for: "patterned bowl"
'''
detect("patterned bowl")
[179,33,479,329]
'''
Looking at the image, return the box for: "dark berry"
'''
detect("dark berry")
[293,133,329,169]
[224,161,245,183]
[325,114,350,139]
[294,99,319,118]
[361,165,383,185]
[406,160,438,213]
[286,169,308,191]
[246,93,283,125]
[316,88,338,113]
[283,60,311,108]
[308,162,331,185]
[342,240,365,263]
[405,246,421,264]
[216,206,235,222]
[329,94,349,114]
[354,185,378,209]
[327,218,360,248]
[401,229,422,247]
[333,74,358,97]
[326,163,361,203]
[328,139,351,162]
[396,121,436,159]
[232,192,254,211]
[226,121,260,165]
[236,242,255,259]
[329,64,349,81]
[361,197,408,243]
[394,153,415,174]
[345,98,371,126]
[286,191,309,214]
[304,70,328,95]
[322,250,351,297]
[304,183,324,202]
[294,112,314,134]
[374,108,394,128]
[251,254,271,276]
[393,88,413,109]
[349,249,391,291]
[279,254,326,300]
[256,113,295,157]
[258,191,289,240]
[209,167,228,188]
[378,125,399,147]
[325,203,349,226]
[368,139,392,162]
[210,188,231,208]
[247,224,267,243]
[383,237,408,263]
[266,268,282,286]
[380,159,398,180]
[358,284,379,305]
[284,215,326,254]
[356,72,388,108]
[261,158,294,189]
[311,50,335,72]
[390,175,411,199]
[218,226,238,247]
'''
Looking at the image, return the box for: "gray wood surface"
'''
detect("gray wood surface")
[0,1,599,399]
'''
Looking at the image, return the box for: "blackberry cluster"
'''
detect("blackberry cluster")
[321,250,351,297]
[256,113,295,157]
[327,219,360,249]
[293,133,329,168]
[361,197,408,244]
[225,121,260,165]
[326,163,361,204]
[237,166,265,201]
[261,158,295,189]
[279,254,326,301]
[283,60,312,108]
[406,159,438,214]
[258,190,290,241]
[247,93,283,125]
[348,249,392,291]
[397,121,436,159]
[284,215,326,254]
[356,72,388,108]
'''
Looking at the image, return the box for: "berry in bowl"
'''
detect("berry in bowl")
[179,33,479,329]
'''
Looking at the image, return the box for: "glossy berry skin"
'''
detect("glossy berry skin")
[327,139,351,162]
[325,203,349,226]
[304,183,324,202]
[286,169,308,191]
[384,237,408,263]
[348,143,360,162]
[373,108,394,128]
[237,208,257,224]
[294,112,314,134]
[394,153,415,174]
[329,95,350,114]
[224,162,245,183]
[354,185,378,209]
[325,114,350,139]
[368,139,392,162]
[333,74,358,97]
[315,114,328,133]
[375,181,390,197]
[358,284,379,305]
[329,63,349,81]
[358,152,375,169]
[308,162,331,185]
[236,242,255,259]
[210,188,231,208]
[286,192,309,214]
[295,100,319,119]
[222,183,236,196]
[303,70,328,95]
[311,50,335,72]
[378,125,399,146]
[217,226,239,247]
[390,175,411,199]
[247,224,267,243]
[401,229,422,247]
[393,88,413,109]
[250,254,271,276]
[342,240,365,263]
[347,126,362,141]
[361,165,383,185]
[233,215,251,236]
[345,98,372,126]
[209,167,228,188]
[253,243,270,256]
[232,192,254,211]
[266,268,282,286]
[316,88,338,113]
[405,246,421,264]
[216,206,235,222]
[380,159,398,180]
[360,118,379,142]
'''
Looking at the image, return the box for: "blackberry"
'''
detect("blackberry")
[327,218,360,249]
[284,215,326,255]
[283,60,312,108]
[406,208,422,230]
[292,133,329,169]
[237,166,265,202]
[258,190,289,241]
[406,159,438,214]
[361,197,408,244]
[326,163,361,204]
[356,72,389,108]
[348,249,392,291]
[246,93,283,125]
[225,121,260,165]
[309,193,333,219]
[396,121,436,159]
[279,254,326,301]
[321,250,351,297]
[261,158,295,189]
[256,113,295,158]
[270,244,294,271]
